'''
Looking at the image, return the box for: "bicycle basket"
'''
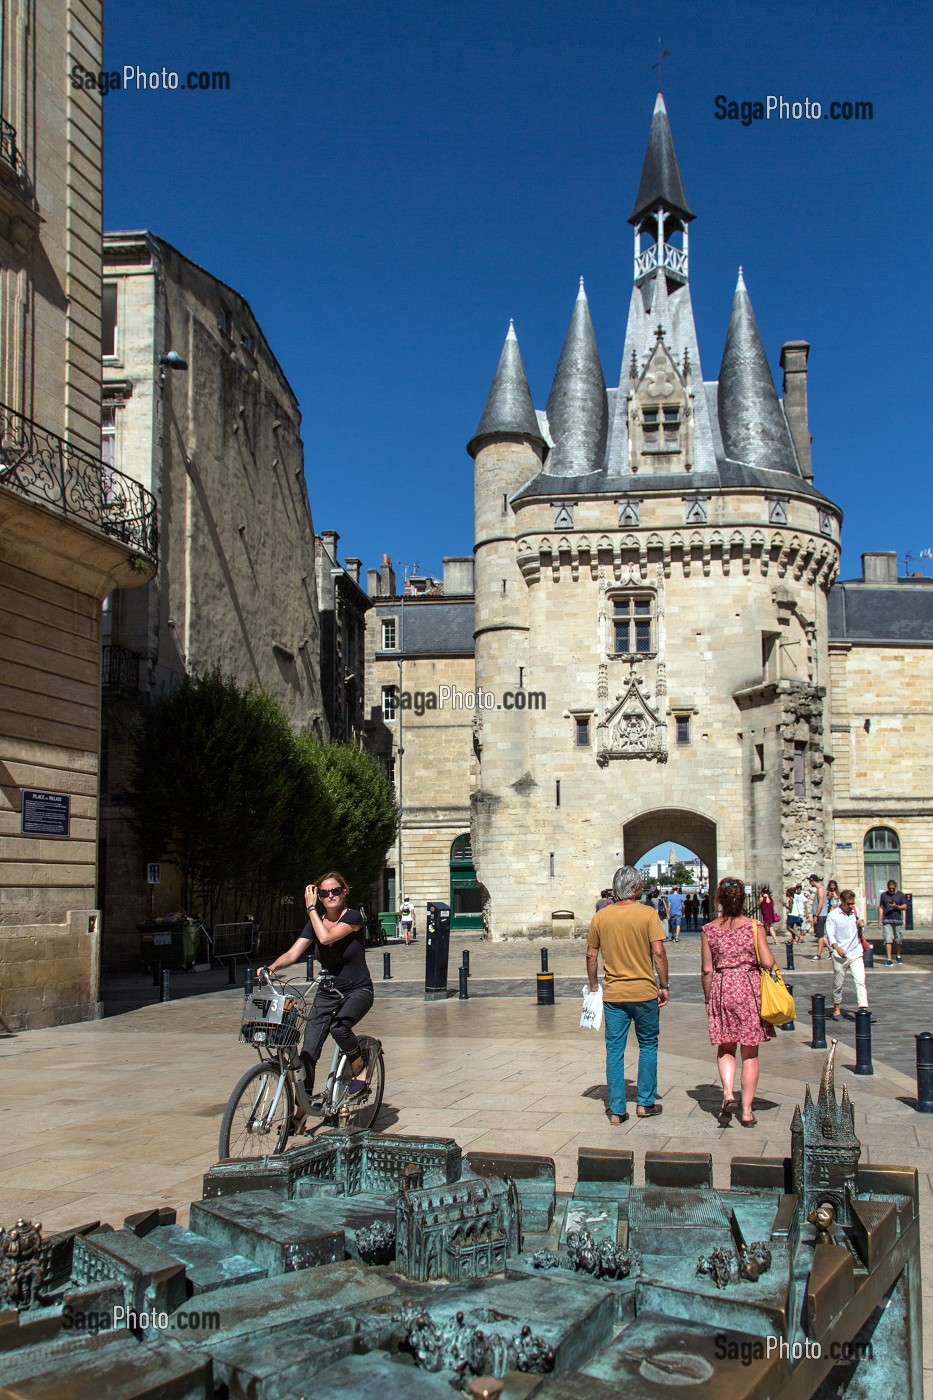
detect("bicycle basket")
[240,992,303,1048]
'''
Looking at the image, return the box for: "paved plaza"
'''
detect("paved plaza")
[1,933,931,1390]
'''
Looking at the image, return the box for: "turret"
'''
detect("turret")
[544,280,608,476]
[718,269,800,476]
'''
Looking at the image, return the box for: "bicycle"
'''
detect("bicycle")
[218,969,385,1159]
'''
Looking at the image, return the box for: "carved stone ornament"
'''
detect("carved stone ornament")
[598,676,667,764]
[684,495,709,525]
[553,503,574,529]
[617,498,641,528]
[0,1219,45,1310]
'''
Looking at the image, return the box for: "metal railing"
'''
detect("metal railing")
[0,401,158,560]
[102,644,142,690]
[0,118,19,173]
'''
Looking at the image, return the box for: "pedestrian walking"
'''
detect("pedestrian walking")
[398,896,415,945]
[700,876,776,1127]
[686,893,698,931]
[826,889,871,1020]
[786,884,807,942]
[879,879,908,966]
[756,885,780,941]
[667,886,684,942]
[808,875,828,959]
[595,888,614,911]
[586,866,668,1124]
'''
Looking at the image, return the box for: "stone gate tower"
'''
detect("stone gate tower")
[468,94,841,938]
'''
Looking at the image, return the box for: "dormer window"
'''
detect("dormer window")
[642,405,680,452]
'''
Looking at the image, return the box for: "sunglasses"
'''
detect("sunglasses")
[319,887,343,898]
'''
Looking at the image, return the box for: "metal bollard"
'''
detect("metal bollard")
[243,965,254,997]
[459,966,469,1000]
[779,982,795,1031]
[536,972,555,1005]
[810,993,827,1049]
[862,938,874,969]
[306,951,314,982]
[227,958,236,986]
[853,1007,874,1075]
[540,948,549,973]
[462,950,470,978]
[785,942,795,971]
[383,952,392,981]
[915,1033,933,1112]
[152,957,162,990]
[160,969,171,1004]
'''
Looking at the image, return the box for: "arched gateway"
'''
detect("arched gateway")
[622,809,717,891]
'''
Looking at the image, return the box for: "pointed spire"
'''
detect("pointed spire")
[467,320,545,458]
[718,269,800,475]
[544,281,608,476]
[629,93,695,226]
[791,1103,803,1133]
[818,1041,838,1112]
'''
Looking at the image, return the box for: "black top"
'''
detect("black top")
[304,908,371,991]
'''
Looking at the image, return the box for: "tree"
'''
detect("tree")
[133,669,398,927]
[671,862,694,886]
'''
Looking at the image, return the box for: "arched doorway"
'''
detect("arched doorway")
[450,834,483,930]
[863,827,901,922]
[622,809,718,892]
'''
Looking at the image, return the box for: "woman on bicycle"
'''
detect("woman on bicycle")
[259,871,373,1123]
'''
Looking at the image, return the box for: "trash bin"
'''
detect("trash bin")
[377,911,397,944]
[425,901,451,1000]
[139,916,202,971]
[551,910,576,939]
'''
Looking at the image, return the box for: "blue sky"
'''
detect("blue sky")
[103,0,931,583]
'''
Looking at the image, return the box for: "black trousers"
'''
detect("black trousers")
[300,983,374,1087]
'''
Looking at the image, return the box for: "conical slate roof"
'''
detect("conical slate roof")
[629,92,695,225]
[467,321,545,458]
[717,269,799,476]
[544,280,608,476]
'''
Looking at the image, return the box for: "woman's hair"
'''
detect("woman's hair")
[761,884,771,894]
[315,870,349,903]
[827,878,839,892]
[716,875,746,919]
[785,886,796,898]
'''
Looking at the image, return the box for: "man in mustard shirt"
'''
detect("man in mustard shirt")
[587,865,669,1124]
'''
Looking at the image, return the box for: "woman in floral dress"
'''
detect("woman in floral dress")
[700,876,776,1126]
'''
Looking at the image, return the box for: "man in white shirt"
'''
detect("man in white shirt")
[826,889,870,1021]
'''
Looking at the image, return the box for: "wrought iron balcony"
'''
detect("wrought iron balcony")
[102,644,142,691]
[0,117,20,174]
[0,401,158,560]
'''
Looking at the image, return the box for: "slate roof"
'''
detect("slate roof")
[468,322,545,458]
[828,581,933,644]
[718,270,800,478]
[543,281,608,477]
[374,599,475,655]
[629,92,695,225]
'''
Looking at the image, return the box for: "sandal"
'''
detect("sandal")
[720,1098,738,1115]
[739,1113,757,1127]
[344,1076,369,1100]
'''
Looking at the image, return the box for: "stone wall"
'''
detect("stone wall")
[829,641,933,923]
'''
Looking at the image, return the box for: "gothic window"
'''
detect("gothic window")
[381,618,397,650]
[675,714,691,746]
[793,740,807,797]
[640,405,681,452]
[574,716,591,747]
[612,594,655,656]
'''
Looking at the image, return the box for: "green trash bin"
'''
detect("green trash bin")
[377,911,397,945]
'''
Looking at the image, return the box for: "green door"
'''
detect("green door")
[450,834,483,930]
[863,828,901,922]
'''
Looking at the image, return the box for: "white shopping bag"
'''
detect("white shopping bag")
[580,984,603,1031]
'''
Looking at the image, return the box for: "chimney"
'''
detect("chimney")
[861,551,898,583]
[779,341,812,481]
[344,556,361,585]
[320,529,340,562]
[367,567,381,598]
[442,556,475,595]
[380,552,397,596]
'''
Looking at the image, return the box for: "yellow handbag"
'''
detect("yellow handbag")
[754,923,796,1026]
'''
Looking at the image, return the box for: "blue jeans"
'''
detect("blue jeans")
[604,999,660,1115]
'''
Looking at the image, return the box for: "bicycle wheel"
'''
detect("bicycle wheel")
[331,1034,385,1131]
[219,1061,293,1159]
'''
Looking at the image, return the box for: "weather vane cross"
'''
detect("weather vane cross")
[652,44,670,88]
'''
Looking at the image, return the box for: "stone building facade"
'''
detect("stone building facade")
[826,554,933,923]
[0,2,157,1027]
[467,94,840,938]
[364,93,931,937]
[364,555,480,924]
[99,232,325,964]
[315,529,370,742]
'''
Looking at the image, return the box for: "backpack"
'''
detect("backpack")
[655,895,668,920]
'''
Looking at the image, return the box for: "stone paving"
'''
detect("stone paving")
[2,932,932,1391]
